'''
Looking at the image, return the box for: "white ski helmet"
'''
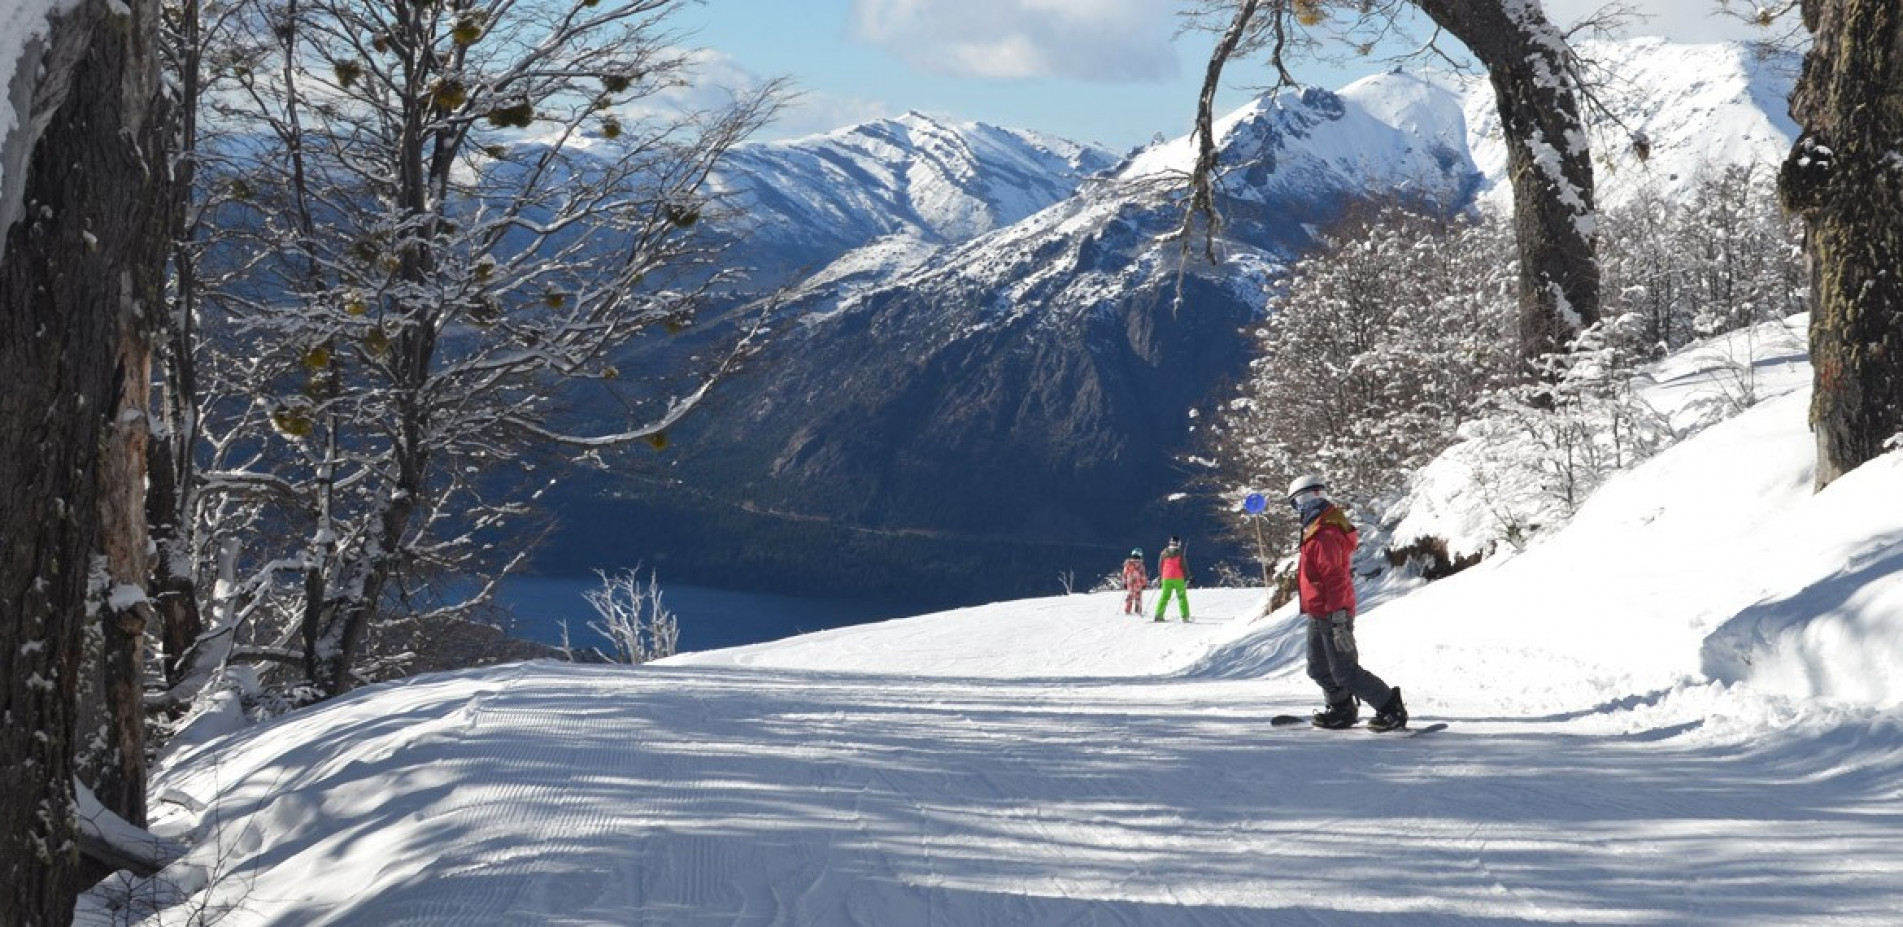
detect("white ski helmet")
[1286,473,1327,501]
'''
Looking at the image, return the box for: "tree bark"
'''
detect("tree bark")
[0,0,165,918]
[77,316,158,837]
[1414,0,1601,362]
[89,89,172,827]
[1779,0,1903,489]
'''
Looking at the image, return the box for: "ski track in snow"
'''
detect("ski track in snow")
[131,588,1903,926]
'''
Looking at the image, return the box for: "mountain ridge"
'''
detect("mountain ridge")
[705,110,1119,291]
[540,38,1803,608]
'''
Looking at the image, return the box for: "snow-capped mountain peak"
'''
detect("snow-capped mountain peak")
[1336,68,1470,154]
[1116,75,1478,211]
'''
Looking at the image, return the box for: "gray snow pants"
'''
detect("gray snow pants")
[1305,611,1395,709]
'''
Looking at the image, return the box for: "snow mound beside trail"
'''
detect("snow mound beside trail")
[664,588,1272,679]
[1338,318,1903,722]
[1699,449,1903,707]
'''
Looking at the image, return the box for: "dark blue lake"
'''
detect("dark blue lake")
[496,576,923,654]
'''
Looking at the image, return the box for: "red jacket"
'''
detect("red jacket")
[1297,505,1357,617]
[1122,558,1147,588]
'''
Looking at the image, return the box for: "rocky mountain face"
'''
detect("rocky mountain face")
[540,41,1800,608]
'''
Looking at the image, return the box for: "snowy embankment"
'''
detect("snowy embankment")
[1375,316,1903,723]
[83,317,1903,925]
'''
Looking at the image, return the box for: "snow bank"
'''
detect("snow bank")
[666,588,1272,677]
[1348,314,1903,719]
[1700,449,1903,706]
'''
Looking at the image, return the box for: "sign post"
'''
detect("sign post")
[1242,492,1271,588]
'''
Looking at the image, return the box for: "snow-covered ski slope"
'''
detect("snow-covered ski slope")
[94,319,1903,925]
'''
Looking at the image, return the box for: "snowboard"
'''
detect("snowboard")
[1270,714,1447,737]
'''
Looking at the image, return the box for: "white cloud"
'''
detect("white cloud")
[665,48,784,112]
[768,93,896,140]
[850,0,1179,82]
[613,48,891,143]
[1541,0,1773,44]
[693,49,893,139]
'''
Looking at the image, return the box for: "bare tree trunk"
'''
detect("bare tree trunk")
[86,71,171,823]
[86,0,173,837]
[88,315,156,830]
[91,95,173,828]
[0,0,165,918]
[317,471,419,697]
[1779,0,1903,490]
[148,440,203,687]
[1414,0,1600,363]
[311,5,441,697]
[151,0,208,688]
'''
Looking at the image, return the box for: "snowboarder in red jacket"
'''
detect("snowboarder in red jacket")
[1121,549,1148,614]
[1289,474,1407,731]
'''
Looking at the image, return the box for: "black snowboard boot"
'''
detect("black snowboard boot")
[1368,688,1409,732]
[1311,699,1358,729]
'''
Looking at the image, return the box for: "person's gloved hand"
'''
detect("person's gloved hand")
[1329,610,1356,655]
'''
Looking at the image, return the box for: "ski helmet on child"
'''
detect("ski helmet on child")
[1286,473,1326,501]
[1131,548,1143,558]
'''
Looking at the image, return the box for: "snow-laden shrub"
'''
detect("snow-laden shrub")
[573,567,679,665]
[1204,203,1519,562]
[1600,163,1806,359]
[1467,316,1679,528]
[1208,166,1805,572]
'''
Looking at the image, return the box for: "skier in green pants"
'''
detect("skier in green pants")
[1153,537,1191,622]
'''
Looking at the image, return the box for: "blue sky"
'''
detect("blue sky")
[674,0,1774,150]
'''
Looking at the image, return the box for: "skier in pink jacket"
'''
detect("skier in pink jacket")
[1121,549,1148,614]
